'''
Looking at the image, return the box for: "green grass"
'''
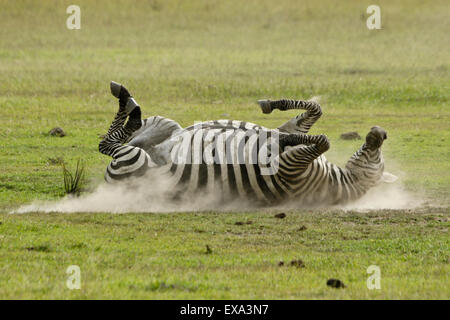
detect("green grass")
[0,209,448,299]
[0,0,449,299]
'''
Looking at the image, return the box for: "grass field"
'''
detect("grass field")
[0,0,448,299]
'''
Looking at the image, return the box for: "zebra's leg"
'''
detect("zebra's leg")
[99,84,154,182]
[99,82,142,157]
[99,110,142,158]
[104,81,137,137]
[278,133,330,172]
[258,99,322,134]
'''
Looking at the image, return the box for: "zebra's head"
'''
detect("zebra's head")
[345,126,389,192]
[365,126,387,150]
[364,126,398,184]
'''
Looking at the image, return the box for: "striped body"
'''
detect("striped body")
[99,88,387,207]
[105,119,384,206]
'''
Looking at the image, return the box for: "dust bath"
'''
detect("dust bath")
[13,174,422,214]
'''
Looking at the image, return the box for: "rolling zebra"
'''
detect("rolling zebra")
[99,81,397,206]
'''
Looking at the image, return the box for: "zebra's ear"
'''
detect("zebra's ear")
[382,171,398,183]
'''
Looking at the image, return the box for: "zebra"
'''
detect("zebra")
[99,81,397,206]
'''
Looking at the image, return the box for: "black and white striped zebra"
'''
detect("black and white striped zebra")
[99,81,396,206]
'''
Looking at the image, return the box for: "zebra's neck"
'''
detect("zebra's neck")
[345,143,384,193]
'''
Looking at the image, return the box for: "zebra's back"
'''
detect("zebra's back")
[155,120,294,202]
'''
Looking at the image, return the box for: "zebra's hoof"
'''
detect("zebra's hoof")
[258,100,272,114]
[125,97,139,114]
[110,81,122,98]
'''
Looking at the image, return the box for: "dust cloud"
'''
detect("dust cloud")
[340,183,423,211]
[12,174,422,214]
[12,172,254,214]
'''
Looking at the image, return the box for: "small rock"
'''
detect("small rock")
[275,213,286,219]
[48,127,66,137]
[220,113,230,117]
[25,245,50,252]
[290,259,305,268]
[298,225,307,231]
[235,220,253,226]
[327,278,346,288]
[340,132,361,140]
[47,157,65,165]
